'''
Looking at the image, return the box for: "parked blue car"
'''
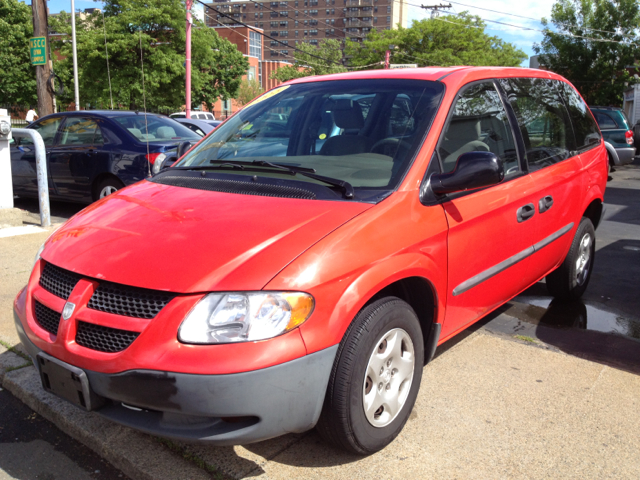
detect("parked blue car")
[10,111,201,203]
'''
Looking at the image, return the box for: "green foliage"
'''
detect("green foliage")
[534,0,640,106]
[0,0,37,106]
[346,13,527,69]
[235,78,264,106]
[50,0,249,111]
[270,39,347,82]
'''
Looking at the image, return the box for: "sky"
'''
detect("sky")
[42,0,557,66]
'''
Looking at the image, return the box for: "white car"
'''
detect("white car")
[170,111,216,121]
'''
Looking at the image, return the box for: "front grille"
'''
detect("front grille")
[152,176,317,200]
[39,263,82,300]
[88,282,175,319]
[75,321,140,353]
[34,301,61,335]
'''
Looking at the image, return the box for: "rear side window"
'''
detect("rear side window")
[557,82,601,150]
[593,112,618,129]
[499,78,573,171]
[23,116,64,146]
[439,81,519,175]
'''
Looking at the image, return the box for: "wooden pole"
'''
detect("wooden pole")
[32,0,54,117]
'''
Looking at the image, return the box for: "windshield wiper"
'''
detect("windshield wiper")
[250,161,354,199]
[162,160,355,199]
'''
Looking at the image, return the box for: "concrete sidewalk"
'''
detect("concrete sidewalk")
[1,218,639,479]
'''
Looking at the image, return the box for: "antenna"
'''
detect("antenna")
[139,30,151,177]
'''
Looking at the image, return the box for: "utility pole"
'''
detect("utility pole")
[421,3,452,18]
[31,0,54,117]
[185,0,193,119]
[70,0,80,110]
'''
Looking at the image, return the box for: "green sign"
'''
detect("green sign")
[29,37,47,66]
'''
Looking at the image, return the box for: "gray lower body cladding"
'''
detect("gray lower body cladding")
[15,310,338,445]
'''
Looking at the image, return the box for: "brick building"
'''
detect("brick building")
[209,26,296,117]
[204,0,408,62]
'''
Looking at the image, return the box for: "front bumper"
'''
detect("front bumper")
[15,310,338,445]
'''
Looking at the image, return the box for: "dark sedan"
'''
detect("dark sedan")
[11,111,200,203]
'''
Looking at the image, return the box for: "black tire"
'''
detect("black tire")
[316,297,424,455]
[546,217,596,300]
[93,177,124,202]
[608,154,616,173]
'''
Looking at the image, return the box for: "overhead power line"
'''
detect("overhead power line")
[194,0,344,66]
[445,0,639,39]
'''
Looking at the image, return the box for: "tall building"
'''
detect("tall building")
[204,0,408,61]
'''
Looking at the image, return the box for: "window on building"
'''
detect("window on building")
[249,30,262,59]
[271,31,278,36]
[281,49,289,55]
[304,30,308,35]
[280,30,288,36]
[280,21,288,26]
[310,29,318,35]
[271,21,278,26]
[386,16,390,23]
[310,9,318,14]
[295,30,298,36]
[387,5,390,12]
[310,39,318,45]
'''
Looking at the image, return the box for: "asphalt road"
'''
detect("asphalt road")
[0,387,128,480]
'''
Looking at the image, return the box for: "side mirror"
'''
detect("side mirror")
[430,151,504,196]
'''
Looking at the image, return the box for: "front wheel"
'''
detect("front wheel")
[546,217,595,300]
[316,297,424,454]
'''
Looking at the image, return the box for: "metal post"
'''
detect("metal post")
[385,50,390,69]
[185,0,193,119]
[0,110,13,209]
[12,129,51,227]
[71,0,80,111]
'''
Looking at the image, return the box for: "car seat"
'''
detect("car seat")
[156,126,177,139]
[319,100,374,156]
[441,118,490,171]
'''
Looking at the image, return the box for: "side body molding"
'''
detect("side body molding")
[453,223,574,297]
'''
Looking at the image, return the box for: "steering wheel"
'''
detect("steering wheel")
[370,138,413,158]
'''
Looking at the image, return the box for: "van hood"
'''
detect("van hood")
[41,180,372,293]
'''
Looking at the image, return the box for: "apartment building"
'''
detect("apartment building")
[204,0,408,60]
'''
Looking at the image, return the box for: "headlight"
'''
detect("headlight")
[33,242,45,270]
[178,292,314,344]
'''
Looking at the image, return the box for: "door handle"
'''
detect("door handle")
[538,195,554,213]
[517,203,535,223]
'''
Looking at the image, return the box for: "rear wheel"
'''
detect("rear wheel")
[546,217,595,300]
[316,297,424,454]
[94,177,124,201]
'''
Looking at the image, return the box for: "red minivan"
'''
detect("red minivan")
[14,67,607,454]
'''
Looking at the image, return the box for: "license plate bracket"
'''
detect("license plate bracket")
[36,352,105,411]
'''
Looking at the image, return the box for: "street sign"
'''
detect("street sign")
[390,64,418,69]
[29,37,47,65]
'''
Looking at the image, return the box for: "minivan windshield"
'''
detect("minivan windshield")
[174,79,444,201]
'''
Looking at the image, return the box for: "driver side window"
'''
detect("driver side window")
[439,82,518,175]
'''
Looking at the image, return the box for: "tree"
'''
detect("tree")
[346,13,527,69]
[270,39,347,82]
[0,0,37,106]
[534,0,640,106]
[235,78,264,106]
[49,0,249,111]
